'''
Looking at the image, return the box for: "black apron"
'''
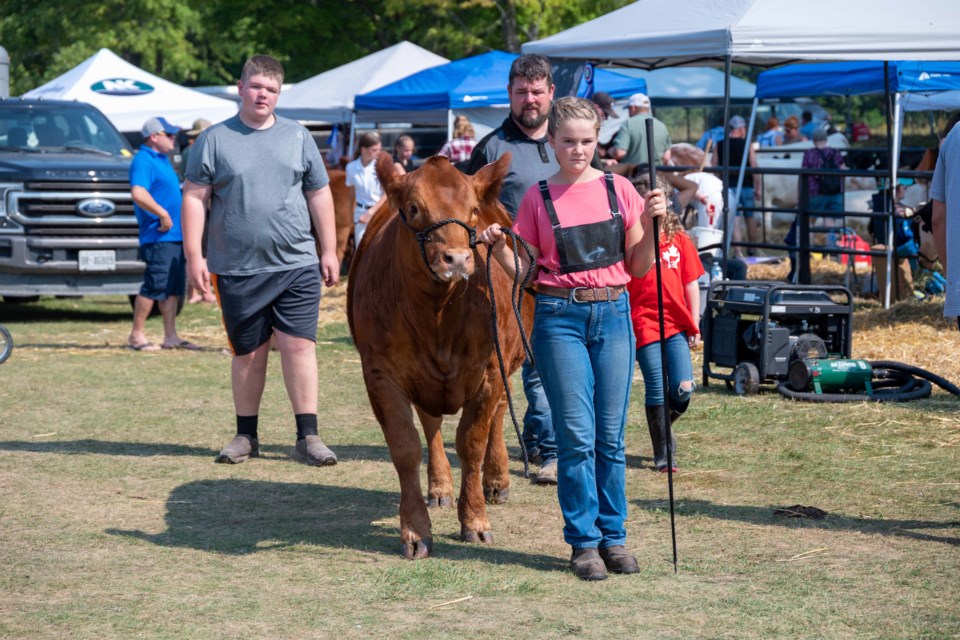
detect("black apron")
[537,172,625,275]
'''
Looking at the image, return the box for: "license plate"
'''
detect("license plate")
[78,250,116,271]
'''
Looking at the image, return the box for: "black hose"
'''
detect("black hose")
[776,360,958,403]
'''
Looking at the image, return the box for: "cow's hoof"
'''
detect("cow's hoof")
[460,527,494,544]
[484,486,510,504]
[427,496,454,509]
[400,537,432,559]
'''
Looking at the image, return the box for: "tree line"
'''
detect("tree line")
[1,0,630,95]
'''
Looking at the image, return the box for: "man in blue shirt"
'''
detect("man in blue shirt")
[127,116,199,352]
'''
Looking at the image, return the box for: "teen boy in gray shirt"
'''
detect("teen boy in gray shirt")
[183,54,340,466]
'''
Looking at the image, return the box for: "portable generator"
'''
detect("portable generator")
[701,281,854,395]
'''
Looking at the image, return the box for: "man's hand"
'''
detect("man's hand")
[157,212,173,232]
[320,251,339,287]
[187,256,211,295]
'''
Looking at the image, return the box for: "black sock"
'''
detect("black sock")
[237,415,259,440]
[295,413,318,440]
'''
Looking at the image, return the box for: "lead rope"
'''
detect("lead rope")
[484,228,536,477]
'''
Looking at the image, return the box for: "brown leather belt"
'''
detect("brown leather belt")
[536,284,626,303]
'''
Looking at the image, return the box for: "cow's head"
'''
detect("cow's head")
[377,153,511,282]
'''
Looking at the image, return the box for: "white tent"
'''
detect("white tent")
[275,42,448,123]
[522,0,960,68]
[22,48,238,133]
[522,0,960,307]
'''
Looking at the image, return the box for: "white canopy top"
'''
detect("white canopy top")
[276,42,449,123]
[523,0,960,69]
[23,48,238,133]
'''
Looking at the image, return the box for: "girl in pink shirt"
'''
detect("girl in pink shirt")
[479,97,666,581]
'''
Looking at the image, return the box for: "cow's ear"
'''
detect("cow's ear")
[473,152,511,226]
[376,152,403,204]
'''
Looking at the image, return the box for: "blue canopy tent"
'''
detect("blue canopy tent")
[756,60,960,99]
[749,59,960,195]
[353,51,645,143]
[749,60,960,301]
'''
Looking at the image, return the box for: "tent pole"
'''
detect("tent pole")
[720,55,732,274]
[734,97,759,218]
[447,109,454,141]
[883,64,894,309]
[347,112,357,159]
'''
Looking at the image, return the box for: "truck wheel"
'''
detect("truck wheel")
[128,295,185,317]
[0,325,12,364]
[734,362,761,396]
[2,296,41,304]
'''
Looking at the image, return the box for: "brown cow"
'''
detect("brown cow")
[326,168,356,266]
[347,153,533,559]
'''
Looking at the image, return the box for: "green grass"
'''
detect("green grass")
[0,295,957,639]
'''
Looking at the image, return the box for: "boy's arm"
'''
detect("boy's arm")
[305,185,340,287]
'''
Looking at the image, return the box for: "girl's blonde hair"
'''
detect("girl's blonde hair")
[547,96,600,138]
[631,174,685,242]
[453,116,475,139]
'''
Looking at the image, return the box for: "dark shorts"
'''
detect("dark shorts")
[212,264,321,356]
[139,241,186,300]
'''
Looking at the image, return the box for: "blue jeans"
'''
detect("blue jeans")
[532,292,635,549]
[736,186,756,219]
[521,359,556,463]
[636,332,695,409]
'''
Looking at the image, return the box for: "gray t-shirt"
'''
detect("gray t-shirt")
[185,114,329,275]
[930,125,960,316]
[466,116,559,218]
[611,114,672,166]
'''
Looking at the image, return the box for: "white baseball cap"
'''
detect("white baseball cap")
[627,93,651,109]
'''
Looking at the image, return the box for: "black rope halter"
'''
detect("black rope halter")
[396,207,478,282]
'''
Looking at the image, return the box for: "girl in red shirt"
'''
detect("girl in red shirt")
[628,175,704,473]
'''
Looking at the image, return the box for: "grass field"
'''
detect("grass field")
[0,289,957,639]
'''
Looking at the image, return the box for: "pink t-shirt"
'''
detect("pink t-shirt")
[513,173,644,289]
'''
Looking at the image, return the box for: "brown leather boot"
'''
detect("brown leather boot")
[599,545,639,574]
[570,547,607,581]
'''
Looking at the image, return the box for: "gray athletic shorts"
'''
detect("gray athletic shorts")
[212,264,321,356]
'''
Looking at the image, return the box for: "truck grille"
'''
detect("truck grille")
[10,181,137,229]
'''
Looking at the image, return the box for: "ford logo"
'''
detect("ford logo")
[76,198,116,217]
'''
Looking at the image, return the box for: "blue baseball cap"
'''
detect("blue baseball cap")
[141,116,180,137]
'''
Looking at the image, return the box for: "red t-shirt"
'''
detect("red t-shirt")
[513,173,643,289]
[627,231,705,347]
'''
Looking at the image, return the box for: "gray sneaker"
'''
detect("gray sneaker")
[293,435,337,466]
[215,435,259,464]
[535,459,558,485]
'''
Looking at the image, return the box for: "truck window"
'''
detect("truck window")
[0,105,131,156]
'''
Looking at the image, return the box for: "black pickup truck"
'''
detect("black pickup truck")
[0,98,143,302]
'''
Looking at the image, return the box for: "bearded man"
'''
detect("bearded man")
[465,53,562,485]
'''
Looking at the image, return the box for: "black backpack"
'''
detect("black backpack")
[818,149,842,195]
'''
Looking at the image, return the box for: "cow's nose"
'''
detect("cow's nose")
[441,249,474,277]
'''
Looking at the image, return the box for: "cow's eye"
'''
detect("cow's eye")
[408,204,419,218]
